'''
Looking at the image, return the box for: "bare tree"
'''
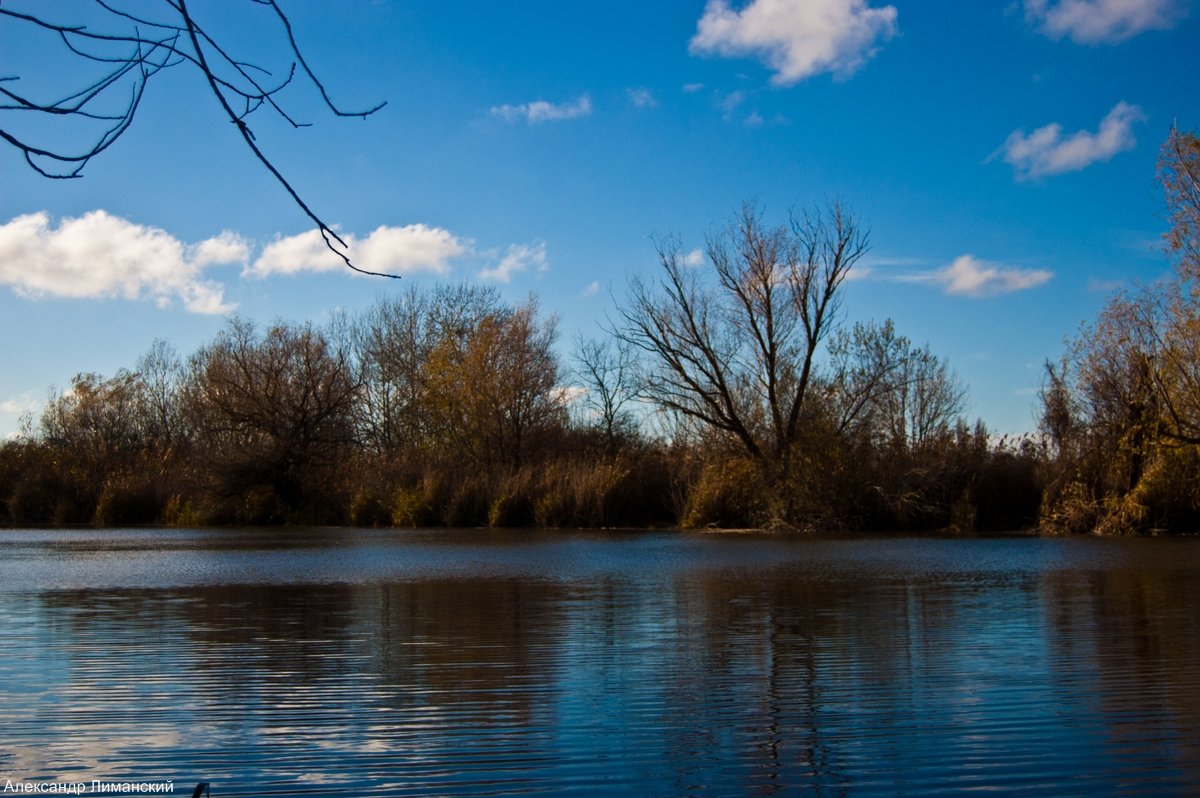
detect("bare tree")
[616,201,867,472]
[572,334,639,456]
[830,319,966,450]
[0,0,390,276]
[134,338,187,452]
[352,288,436,455]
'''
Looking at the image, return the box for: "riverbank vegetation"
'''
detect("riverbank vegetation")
[1,129,1196,534]
[1037,126,1200,535]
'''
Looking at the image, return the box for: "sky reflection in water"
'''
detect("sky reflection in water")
[1,528,1199,796]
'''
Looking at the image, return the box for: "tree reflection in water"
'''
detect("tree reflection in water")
[2,533,1200,795]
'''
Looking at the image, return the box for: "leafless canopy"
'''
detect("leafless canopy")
[617,201,868,467]
[0,0,392,276]
[573,333,639,456]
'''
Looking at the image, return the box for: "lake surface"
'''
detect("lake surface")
[2,528,1200,796]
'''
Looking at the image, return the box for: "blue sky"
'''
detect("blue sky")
[1,0,1197,438]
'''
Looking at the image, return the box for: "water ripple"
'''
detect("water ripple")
[1,530,1199,795]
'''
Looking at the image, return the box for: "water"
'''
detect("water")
[2,528,1199,796]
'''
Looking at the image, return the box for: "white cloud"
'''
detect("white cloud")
[1087,277,1125,293]
[717,90,746,120]
[0,211,238,314]
[683,248,705,267]
[683,82,706,93]
[627,87,657,108]
[899,255,1054,297]
[858,254,927,268]
[993,102,1144,180]
[0,392,40,416]
[690,0,898,85]
[490,95,593,124]
[250,229,339,275]
[249,224,467,278]
[552,384,588,408]
[191,231,250,268]
[479,241,548,283]
[1024,0,1184,43]
[582,280,601,297]
[355,225,466,275]
[847,254,928,282]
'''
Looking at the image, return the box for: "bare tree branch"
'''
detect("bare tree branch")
[0,0,392,276]
[616,201,868,470]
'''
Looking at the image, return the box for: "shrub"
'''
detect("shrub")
[163,494,204,527]
[972,450,1044,531]
[1040,480,1100,536]
[241,485,285,525]
[349,488,391,527]
[93,472,158,526]
[488,488,534,528]
[392,484,437,528]
[681,458,764,529]
[1108,446,1200,534]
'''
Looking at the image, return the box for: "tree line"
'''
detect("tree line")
[1037,126,1200,535]
[0,216,1039,532]
[0,128,1194,534]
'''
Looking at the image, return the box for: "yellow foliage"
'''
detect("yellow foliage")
[163,494,203,527]
[392,485,435,528]
[681,458,764,529]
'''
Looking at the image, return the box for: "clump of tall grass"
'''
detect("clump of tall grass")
[680,458,764,529]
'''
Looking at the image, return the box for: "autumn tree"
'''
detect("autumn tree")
[351,285,503,456]
[40,372,144,466]
[37,371,146,520]
[423,299,563,473]
[1160,125,1200,282]
[1039,127,1200,534]
[187,318,358,520]
[1147,126,1200,446]
[1038,292,1166,532]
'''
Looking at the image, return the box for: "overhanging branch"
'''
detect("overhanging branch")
[0,0,393,276]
